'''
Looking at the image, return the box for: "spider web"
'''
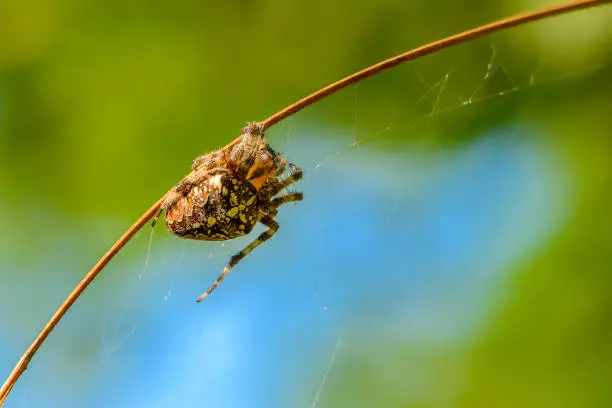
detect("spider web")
[121,42,607,408]
[2,25,611,408]
[251,42,609,407]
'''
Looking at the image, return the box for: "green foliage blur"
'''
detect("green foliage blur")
[1,0,612,407]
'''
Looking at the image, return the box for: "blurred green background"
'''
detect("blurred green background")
[1,0,612,407]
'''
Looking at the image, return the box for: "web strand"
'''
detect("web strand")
[310,334,342,408]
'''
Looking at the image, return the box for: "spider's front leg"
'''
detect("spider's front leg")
[259,167,303,200]
[192,150,226,171]
[271,192,303,209]
[196,214,279,302]
[263,192,303,218]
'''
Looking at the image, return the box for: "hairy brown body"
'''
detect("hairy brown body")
[154,122,303,301]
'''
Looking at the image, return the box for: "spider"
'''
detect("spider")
[151,122,303,302]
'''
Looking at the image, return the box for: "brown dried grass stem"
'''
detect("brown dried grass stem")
[1,0,609,404]
[261,0,610,130]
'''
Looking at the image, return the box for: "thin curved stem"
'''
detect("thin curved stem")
[261,0,610,130]
[1,0,610,404]
[0,198,165,406]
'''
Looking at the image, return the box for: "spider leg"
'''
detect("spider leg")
[264,192,303,217]
[151,207,163,227]
[271,192,303,208]
[196,214,280,302]
[260,167,303,199]
[151,190,181,227]
[278,167,303,190]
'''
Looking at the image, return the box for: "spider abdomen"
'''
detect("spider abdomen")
[165,172,260,241]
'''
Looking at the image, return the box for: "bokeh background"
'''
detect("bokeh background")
[1,1,612,407]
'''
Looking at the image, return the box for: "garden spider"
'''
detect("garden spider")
[152,122,303,301]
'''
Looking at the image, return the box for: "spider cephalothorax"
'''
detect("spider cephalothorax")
[152,122,302,301]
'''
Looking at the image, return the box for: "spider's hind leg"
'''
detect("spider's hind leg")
[151,190,182,227]
[196,214,280,302]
